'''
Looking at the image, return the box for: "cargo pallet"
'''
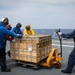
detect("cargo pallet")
[13,57,47,70]
[10,35,63,69]
[12,48,62,70]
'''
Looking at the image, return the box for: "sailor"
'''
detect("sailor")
[58,30,75,74]
[0,17,22,72]
[23,24,35,35]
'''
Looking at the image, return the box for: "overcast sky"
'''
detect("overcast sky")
[0,0,75,29]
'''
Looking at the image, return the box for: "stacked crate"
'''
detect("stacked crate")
[10,35,52,63]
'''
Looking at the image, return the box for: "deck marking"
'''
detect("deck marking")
[52,44,74,48]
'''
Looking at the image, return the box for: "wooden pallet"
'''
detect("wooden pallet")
[13,57,47,70]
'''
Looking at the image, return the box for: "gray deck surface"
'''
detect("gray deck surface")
[0,39,75,75]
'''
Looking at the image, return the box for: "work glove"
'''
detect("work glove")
[58,32,62,35]
[12,39,16,42]
[24,33,28,35]
[18,34,22,38]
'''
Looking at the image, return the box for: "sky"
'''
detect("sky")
[0,0,75,29]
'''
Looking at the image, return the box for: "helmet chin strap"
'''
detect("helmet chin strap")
[4,22,9,26]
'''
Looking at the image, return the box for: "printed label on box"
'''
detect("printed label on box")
[27,44,32,51]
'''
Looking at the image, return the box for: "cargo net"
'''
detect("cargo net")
[10,35,52,63]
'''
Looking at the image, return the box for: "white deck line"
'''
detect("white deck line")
[52,43,74,48]
[52,40,74,44]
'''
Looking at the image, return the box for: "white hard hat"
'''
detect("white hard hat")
[0,17,9,25]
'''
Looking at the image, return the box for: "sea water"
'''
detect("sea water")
[22,29,73,38]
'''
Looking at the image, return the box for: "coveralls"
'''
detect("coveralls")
[11,26,22,34]
[0,22,19,70]
[62,30,75,72]
[23,29,35,35]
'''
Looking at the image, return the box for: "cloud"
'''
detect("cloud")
[0,0,75,29]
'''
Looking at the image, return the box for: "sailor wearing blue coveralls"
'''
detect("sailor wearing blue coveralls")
[58,30,75,74]
[0,17,22,72]
[11,23,22,34]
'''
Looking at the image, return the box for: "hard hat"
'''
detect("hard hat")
[25,24,31,30]
[16,23,22,28]
[0,17,9,25]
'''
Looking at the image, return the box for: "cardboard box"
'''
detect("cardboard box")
[10,35,52,63]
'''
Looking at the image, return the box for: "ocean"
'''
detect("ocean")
[27,29,73,38]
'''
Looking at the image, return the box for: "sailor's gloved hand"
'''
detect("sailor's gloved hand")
[18,35,22,38]
[58,32,62,35]
[24,33,28,35]
[12,39,15,42]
